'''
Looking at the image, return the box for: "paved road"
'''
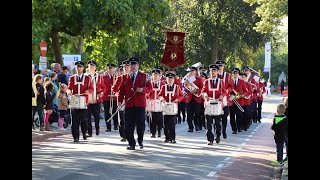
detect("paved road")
[32,95,285,180]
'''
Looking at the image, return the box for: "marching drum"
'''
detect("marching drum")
[69,95,87,109]
[204,100,223,116]
[163,102,178,115]
[146,99,163,112]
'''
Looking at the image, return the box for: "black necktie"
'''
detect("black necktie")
[132,73,135,84]
[77,76,81,81]
[154,83,158,88]
[212,79,215,86]
[234,80,237,87]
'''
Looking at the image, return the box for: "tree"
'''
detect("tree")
[32,0,170,65]
[243,0,288,34]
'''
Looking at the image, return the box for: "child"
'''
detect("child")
[32,74,46,131]
[44,81,56,131]
[271,103,288,166]
[57,84,69,130]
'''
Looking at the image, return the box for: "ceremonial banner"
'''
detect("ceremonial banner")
[161,32,185,69]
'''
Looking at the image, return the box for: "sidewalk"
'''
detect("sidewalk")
[32,123,70,141]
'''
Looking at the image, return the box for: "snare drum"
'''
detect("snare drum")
[204,100,223,116]
[163,102,178,115]
[69,95,87,109]
[146,99,163,112]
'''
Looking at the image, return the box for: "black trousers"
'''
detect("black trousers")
[229,103,244,132]
[221,106,230,134]
[103,100,118,130]
[251,100,258,122]
[87,103,101,135]
[186,99,201,130]
[71,109,88,140]
[119,110,126,139]
[164,115,176,141]
[206,115,221,142]
[243,105,250,130]
[257,99,263,121]
[199,105,205,129]
[177,101,186,123]
[150,112,163,135]
[125,107,145,147]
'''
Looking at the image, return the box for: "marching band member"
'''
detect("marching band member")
[158,72,184,143]
[103,63,118,132]
[215,60,233,139]
[112,60,131,141]
[243,66,260,123]
[199,72,208,130]
[240,72,253,131]
[148,69,165,138]
[177,74,186,124]
[118,57,152,150]
[257,79,266,123]
[199,66,207,74]
[67,61,94,142]
[154,66,166,82]
[185,66,203,132]
[229,68,248,134]
[86,60,106,137]
[201,64,226,144]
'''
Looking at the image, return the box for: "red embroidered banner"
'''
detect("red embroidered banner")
[161,32,185,69]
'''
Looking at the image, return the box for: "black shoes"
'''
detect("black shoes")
[207,141,213,145]
[105,129,111,132]
[232,131,237,134]
[83,134,87,140]
[158,132,161,137]
[171,140,176,144]
[151,135,156,138]
[73,138,79,142]
[195,126,199,131]
[164,139,170,143]
[127,146,135,150]
[223,132,227,139]
[216,136,220,144]
[87,134,92,137]
[96,130,100,136]
[188,129,193,132]
[114,127,119,130]
[120,138,126,142]
[139,143,144,149]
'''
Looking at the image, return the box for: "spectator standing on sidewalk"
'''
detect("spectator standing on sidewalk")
[280,80,285,94]
[57,84,68,130]
[270,104,288,166]
[50,72,59,106]
[32,74,46,131]
[58,66,69,86]
[44,82,56,131]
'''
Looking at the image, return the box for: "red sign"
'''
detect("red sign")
[40,40,47,56]
[161,32,185,69]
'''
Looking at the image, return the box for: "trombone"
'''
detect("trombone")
[229,90,245,112]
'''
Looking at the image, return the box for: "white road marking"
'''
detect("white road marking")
[216,164,224,168]
[207,171,216,177]
[245,138,250,141]
[251,132,255,135]
[248,135,253,137]
[224,157,231,161]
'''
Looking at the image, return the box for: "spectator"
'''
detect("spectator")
[41,69,49,79]
[44,81,56,131]
[50,72,59,106]
[267,79,271,96]
[270,104,288,166]
[280,80,285,94]
[57,84,68,130]
[66,65,72,84]
[58,66,68,86]
[283,98,288,163]
[32,74,46,131]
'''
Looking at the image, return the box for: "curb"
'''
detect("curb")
[32,131,69,141]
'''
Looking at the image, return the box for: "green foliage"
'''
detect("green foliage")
[243,0,288,34]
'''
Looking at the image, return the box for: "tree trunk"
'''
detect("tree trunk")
[75,36,84,54]
[211,0,225,62]
[51,30,63,65]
